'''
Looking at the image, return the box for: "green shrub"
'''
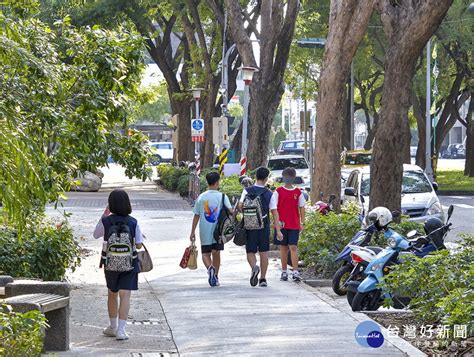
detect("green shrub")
[0,221,81,281]
[177,174,190,197]
[158,165,189,192]
[299,210,423,276]
[382,237,474,339]
[299,211,361,276]
[0,304,48,357]
[219,175,242,201]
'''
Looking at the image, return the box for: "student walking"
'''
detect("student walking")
[274,168,306,282]
[189,171,232,287]
[239,167,283,287]
[93,189,143,341]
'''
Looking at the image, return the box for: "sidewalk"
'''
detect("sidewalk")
[48,165,424,356]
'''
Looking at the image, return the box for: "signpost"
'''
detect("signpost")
[191,118,205,142]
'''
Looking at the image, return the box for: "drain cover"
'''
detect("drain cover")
[130,353,173,357]
[129,319,161,325]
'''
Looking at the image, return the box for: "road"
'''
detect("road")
[439,195,474,241]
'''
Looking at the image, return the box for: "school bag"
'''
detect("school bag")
[242,188,266,230]
[101,217,136,272]
[214,193,236,244]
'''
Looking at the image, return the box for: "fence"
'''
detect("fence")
[187,172,200,206]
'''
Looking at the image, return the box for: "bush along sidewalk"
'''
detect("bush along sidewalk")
[156,164,243,202]
[0,304,48,357]
[380,236,473,353]
[299,209,423,278]
[0,220,81,281]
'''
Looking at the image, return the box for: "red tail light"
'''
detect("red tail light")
[351,253,363,264]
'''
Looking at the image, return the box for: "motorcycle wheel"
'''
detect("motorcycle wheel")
[351,291,381,312]
[347,290,356,305]
[332,265,353,296]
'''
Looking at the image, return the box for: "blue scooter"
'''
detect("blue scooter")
[349,205,454,312]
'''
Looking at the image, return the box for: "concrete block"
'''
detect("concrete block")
[5,280,71,298]
[0,275,14,287]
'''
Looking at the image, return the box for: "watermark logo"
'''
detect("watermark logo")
[355,321,384,348]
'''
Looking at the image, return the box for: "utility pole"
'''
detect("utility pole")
[425,39,434,182]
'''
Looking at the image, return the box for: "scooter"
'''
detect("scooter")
[349,205,454,312]
[331,223,380,295]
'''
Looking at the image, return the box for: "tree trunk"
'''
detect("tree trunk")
[247,82,284,168]
[225,0,300,170]
[170,97,194,162]
[464,95,474,176]
[371,0,453,212]
[311,0,375,208]
[371,60,414,211]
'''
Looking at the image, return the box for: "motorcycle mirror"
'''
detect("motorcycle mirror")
[407,230,417,239]
[447,205,454,221]
[391,211,401,220]
[360,195,365,204]
[329,194,336,202]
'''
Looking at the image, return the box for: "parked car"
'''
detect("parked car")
[148,141,173,165]
[341,150,372,168]
[444,144,466,159]
[343,164,444,223]
[267,155,310,188]
[277,140,312,155]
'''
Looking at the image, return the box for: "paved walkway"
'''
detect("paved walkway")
[48,165,424,356]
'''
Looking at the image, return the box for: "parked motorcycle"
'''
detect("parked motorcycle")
[349,205,454,312]
[331,223,380,296]
[314,192,336,215]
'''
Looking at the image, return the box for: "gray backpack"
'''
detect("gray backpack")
[103,219,136,272]
[242,191,266,230]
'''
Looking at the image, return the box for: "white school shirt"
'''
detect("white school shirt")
[273,186,307,208]
[239,184,277,210]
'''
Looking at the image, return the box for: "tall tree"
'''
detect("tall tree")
[311,0,375,207]
[225,0,300,169]
[370,0,453,212]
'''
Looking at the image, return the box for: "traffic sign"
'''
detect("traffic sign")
[191,118,204,142]
[212,116,229,145]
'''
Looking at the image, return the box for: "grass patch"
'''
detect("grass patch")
[437,170,474,191]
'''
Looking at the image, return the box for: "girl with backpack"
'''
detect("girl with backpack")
[93,189,143,341]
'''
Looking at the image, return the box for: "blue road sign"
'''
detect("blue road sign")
[192,119,204,131]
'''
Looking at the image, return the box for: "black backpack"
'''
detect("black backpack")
[214,193,236,244]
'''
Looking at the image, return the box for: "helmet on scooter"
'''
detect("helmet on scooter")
[424,217,445,249]
[367,207,393,229]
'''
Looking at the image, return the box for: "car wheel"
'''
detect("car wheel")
[150,155,162,166]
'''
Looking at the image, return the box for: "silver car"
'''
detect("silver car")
[343,164,445,222]
[267,155,310,188]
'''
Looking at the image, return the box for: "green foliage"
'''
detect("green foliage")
[299,210,423,276]
[299,211,361,276]
[0,221,81,281]
[273,127,287,152]
[129,81,172,124]
[157,164,190,192]
[219,176,242,201]
[0,5,150,231]
[0,304,48,357]
[437,170,474,191]
[382,237,474,338]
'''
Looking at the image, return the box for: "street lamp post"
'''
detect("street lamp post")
[425,39,434,182]
[296,38,326,186]
[190,87,204,175]
[238,66,257,176]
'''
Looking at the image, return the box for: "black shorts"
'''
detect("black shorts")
[105,268,138,293]
[246,224,270,253]
[274,228,300,246]
[201,242,224,254]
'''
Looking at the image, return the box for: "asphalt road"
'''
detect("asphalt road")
[439,195,474,242]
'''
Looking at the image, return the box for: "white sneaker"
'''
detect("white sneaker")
[116,329,129,340]
[102,326,117,337]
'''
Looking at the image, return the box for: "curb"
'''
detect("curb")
[300,282,427,357]
[304,279,332,288]
[437,191,474,196]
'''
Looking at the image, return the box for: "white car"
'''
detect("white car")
[267,155,310,188]
[149,141,173,165]
[343,164,444,223]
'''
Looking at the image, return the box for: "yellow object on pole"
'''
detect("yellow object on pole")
[219,149,229,176]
